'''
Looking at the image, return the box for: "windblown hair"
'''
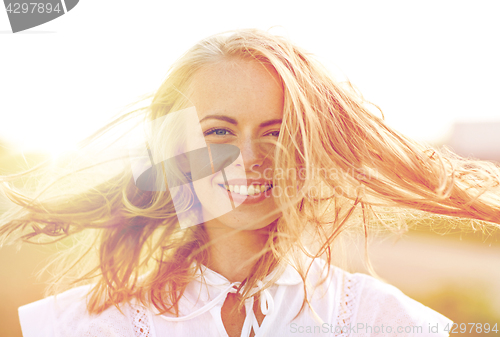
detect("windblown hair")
[1,28,500,317]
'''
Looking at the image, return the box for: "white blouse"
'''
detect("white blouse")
[18,258,453,337]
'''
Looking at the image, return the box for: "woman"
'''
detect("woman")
[2,28,500,337]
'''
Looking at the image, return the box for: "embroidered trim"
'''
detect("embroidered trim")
[130,304,152,337]
[334,271,361,337]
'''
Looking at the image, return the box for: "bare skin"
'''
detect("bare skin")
[221,294,265,337]
[188,58,284,335]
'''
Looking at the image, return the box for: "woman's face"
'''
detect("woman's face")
[188,57,284,231]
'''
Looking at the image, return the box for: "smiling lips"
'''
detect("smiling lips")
[219,184,273,196]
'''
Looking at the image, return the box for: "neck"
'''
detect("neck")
[202,221,274,283]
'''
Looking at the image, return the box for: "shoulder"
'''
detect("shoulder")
[18,285,154,337]
[349,271,453,336]
[305,259,453,336]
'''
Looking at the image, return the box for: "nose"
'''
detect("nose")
[236,136,266,172]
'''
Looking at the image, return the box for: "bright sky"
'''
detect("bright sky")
[1,0,499,158]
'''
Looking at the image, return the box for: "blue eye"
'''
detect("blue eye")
[267,131,280,137]
[204,128,231,136]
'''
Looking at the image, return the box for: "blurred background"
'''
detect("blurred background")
[1,1,500,336]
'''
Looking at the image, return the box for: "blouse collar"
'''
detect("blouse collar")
[158,260,303,331]
[194,261,303,288]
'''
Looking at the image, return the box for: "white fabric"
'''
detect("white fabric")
[18,258,453,337]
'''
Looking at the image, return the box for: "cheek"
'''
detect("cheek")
[192,178,213,201]
[192,176,234,221]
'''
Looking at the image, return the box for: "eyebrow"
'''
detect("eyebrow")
[200,115,282,128]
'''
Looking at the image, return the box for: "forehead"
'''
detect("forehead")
[189,58,284,122]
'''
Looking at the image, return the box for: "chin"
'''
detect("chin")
[203,208,280,231]
[193,177,280,231]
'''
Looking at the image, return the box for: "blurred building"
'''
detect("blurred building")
[446,121,500,162]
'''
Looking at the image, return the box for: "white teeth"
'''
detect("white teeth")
[239,185,248,195]
[223,184,273,195]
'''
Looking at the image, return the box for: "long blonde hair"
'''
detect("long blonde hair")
[1,28,500,317]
